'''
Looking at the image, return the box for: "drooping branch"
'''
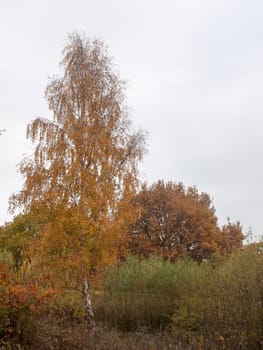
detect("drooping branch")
[9,33,147,322]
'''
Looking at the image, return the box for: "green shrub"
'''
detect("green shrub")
[95,255,194,330]
[47,288,86,325]
[0,249,14,268]
[95,248,263,346]
[172,246,263,342]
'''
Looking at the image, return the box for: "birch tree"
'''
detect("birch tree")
[10,33,146,321]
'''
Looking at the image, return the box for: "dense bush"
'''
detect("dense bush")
[0,249,14,267]
[95,255,198,330]
[172,246,263,342]
[95,249,263,346]
[0,262,55,346]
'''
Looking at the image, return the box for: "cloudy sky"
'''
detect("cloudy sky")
[1,0,263,240]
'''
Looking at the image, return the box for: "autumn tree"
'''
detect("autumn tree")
[0,212,48,271]
[128,180,223,261]
[9,33,146,318]
[220,219,244,254]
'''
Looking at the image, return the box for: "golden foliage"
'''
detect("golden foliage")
[9,33,146,283]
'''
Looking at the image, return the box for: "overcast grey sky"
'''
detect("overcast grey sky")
[1,0,263,240]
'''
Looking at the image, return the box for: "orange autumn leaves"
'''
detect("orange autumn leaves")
[128,181,244,261]
[8,33,146,284]
[0,263,55,313]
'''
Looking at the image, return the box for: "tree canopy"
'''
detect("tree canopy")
[9,33,147,283]
[128,181,244,261]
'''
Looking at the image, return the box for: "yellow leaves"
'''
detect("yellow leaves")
[9,33,146,289]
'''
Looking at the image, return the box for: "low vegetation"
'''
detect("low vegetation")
[1,248,263,348]
[96,249,263,345]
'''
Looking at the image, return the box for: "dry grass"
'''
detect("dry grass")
[3,321,262,350]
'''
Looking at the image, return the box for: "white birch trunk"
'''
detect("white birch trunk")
[83,278,95,327]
